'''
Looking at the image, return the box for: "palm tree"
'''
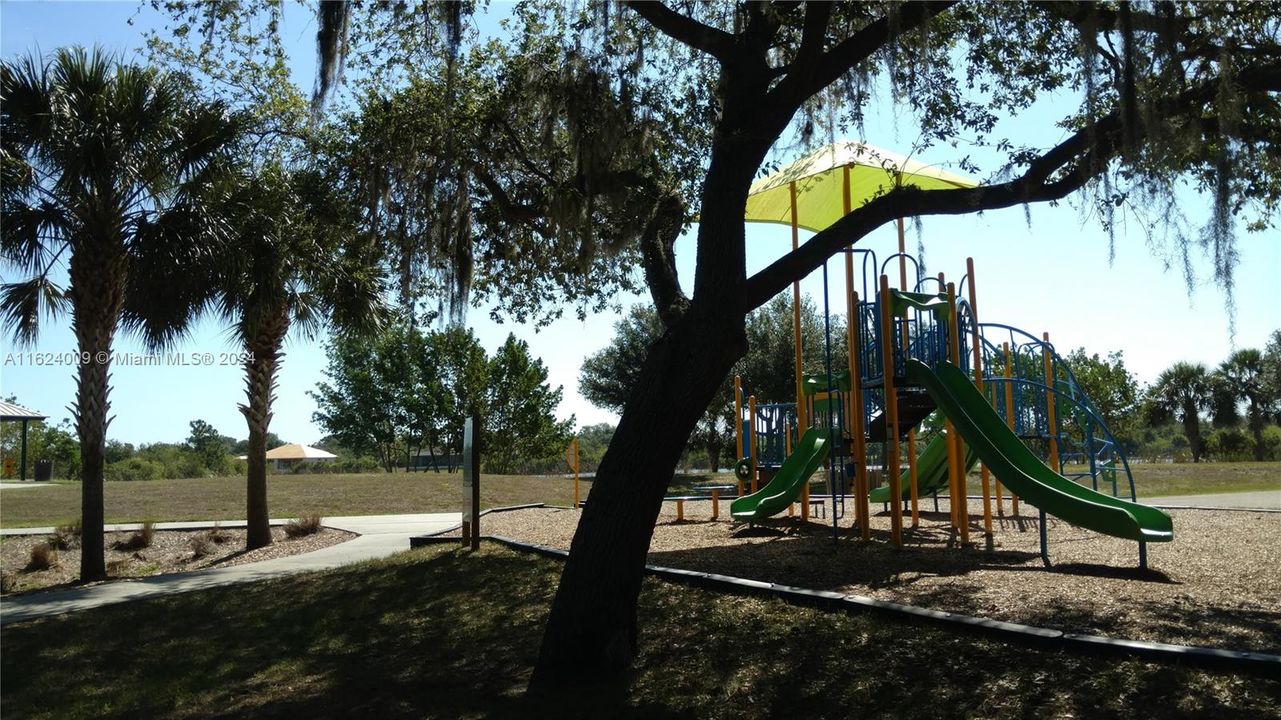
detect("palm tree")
[1212,349,1276,461]
[214,163,386,549]
[1145,362,1213,462]
[1,48,238,580]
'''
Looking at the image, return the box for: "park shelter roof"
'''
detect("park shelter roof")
[265,443,337,461]
[0,401,46,422]
[744,140,978,233]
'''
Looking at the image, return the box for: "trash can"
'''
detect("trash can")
[33,459,52,482]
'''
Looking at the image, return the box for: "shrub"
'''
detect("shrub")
[206,523,229,545]
[189,535,213,559]
[26,543,58,571]
[48,520,82,551]
[104,457,164,482]
[284,513,323,539]
[115,521,156,551]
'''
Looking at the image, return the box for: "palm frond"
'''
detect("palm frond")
[0,201,71,274]
[0,277,67,346]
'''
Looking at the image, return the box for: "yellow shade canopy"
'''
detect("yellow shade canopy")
[744,140,978,233]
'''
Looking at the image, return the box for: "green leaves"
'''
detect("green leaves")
[486,333,574,474]
[311,322,568,473]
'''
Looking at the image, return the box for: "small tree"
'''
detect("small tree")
[1211,349,1277,461]
[312,326,415,473]
[1145,362,1213,462]
[485,334,574,474]
[185,419,233,474]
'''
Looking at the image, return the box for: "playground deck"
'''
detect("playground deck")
[473,503,1280,655]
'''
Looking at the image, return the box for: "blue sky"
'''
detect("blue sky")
[1,1,1277,447]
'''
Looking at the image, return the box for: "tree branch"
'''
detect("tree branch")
[790,2,833,72]
[471,166,550,233]
[638,191,689,327]
[623,1,735,61]
[744,60,1281,312]
[1034,1,1191,35]
[767,1,959,111]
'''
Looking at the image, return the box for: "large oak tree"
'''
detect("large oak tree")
[298,0,1278,691]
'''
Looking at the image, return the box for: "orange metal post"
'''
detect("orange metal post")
[1043,332,1061,472]
[850,292,870,539]
[1003,342,1019,516]
[711,489,720,520]
[842,165,867,537]
[791,182,806,436]
[676,499,684,521]
[878,275,903,547]
[947,282,970,545]
[749,394,759,494]
[966,258,993,536]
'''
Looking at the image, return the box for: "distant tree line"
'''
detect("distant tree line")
[581,315,1281,467]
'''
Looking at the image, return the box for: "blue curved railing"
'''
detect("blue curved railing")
[974,322,1136,501]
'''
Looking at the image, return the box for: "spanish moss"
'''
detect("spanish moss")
[313,0,350,116]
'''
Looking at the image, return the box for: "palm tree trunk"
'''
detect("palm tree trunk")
[240,309,289,550]
[1182,400,1203,462]
[1249,402,1265,461]
[69,251,126,582]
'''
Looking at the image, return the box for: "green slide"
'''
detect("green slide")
[906,360,1173,543]
[731,428,831,521]
[867,425,978,504]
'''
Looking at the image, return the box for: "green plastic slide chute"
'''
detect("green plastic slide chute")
[731,427,831,521]
[906,359,1173,543]
[867,421,978,503]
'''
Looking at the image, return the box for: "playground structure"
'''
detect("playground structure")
[727,141,1172,568]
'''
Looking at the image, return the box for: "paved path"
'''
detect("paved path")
[0,513,460,626]
[0,482,53,490]
[1147,490,1280,510]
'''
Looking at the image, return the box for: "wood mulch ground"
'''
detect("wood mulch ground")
[0,526,355,596]
[474,498,1281,654]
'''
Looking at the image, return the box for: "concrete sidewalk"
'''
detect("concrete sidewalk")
[0,513,460,626]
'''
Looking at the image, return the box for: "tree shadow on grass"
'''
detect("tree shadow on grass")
[2,543,1277,719]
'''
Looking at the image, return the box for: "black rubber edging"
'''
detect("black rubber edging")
[463,535,1280,679]
[408,503,547,546]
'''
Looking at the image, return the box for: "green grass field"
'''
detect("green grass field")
[0,472,585,528]
[1,543,1274,719]
[960,460,1281,499]
[2,461,1277,528]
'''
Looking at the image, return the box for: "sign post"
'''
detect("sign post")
[461,416,480,551]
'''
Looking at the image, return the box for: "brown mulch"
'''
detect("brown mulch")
[0,525,356,596]
[472,499,1281,654]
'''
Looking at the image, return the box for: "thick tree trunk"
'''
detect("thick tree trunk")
[529,306,745,689]
[240,310,289,550]
[69,250,126,582]
[1246,402,1264,461]
[530,92,772,689]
